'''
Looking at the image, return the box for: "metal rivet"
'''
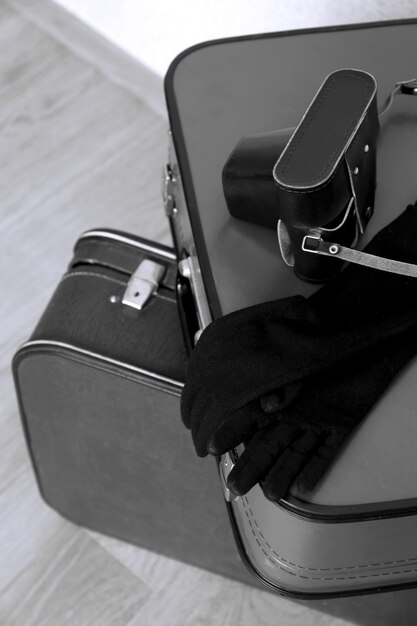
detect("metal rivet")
[329,244,340,255]
[110,295,119,303]
[364,144,370,153]
[353,166,359,175]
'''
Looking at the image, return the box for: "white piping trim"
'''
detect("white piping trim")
[19,340,184,389]
[78,230,177,261]
[273,68,377,190]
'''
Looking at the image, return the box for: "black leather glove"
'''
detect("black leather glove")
[181,203,417,501]
[216,336,417,500]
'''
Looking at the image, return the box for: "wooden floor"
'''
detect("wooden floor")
[4,1,417,624]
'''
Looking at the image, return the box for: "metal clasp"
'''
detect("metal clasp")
[122,259,165,310]
[162,163,177,218]
[301,231,322,254]
[218,450,239,502]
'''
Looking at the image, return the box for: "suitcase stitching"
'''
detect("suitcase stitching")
[242,496,417,580]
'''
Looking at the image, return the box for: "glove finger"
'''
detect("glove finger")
[261,428,323,503]
[295,429,349,493]
[226,420,302,496]
[207,401,273,455]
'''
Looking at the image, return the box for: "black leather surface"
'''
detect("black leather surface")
[14,348,259,588]
[222,128,293,228]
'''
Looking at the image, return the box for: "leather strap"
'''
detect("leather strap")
[302,234,417,277]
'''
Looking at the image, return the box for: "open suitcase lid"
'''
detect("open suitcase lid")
[165,19,417,522]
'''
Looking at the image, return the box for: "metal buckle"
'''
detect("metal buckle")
[218,450,238,502]
[122,259,165,310]
[301,232,323,254]
[302,233,341,256]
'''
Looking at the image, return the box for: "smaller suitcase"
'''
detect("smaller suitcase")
[12,229,256,586]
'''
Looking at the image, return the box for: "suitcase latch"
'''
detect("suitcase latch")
[219,450,239,502]
[162,163,177,218]
[122,259,165,310]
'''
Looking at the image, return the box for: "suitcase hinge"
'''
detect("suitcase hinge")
[162,163,178,218]
[122,259,165,310]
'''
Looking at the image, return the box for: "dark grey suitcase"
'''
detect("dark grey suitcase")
[12,229,259,587]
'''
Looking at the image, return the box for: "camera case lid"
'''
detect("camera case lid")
[273,68,379,231]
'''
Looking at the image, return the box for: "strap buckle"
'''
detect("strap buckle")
[302,233,417,278]
[218,450,239,502]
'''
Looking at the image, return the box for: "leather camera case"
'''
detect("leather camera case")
[223,68,380,281]
[273,68,379,280]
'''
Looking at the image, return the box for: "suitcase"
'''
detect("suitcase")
[12,229,259,587]
[164,19,417,597]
